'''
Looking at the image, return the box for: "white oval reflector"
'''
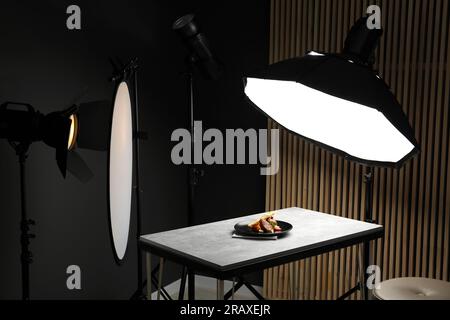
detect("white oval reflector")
[109,81,133,261]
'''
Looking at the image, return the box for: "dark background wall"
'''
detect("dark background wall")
[0,0,268,299]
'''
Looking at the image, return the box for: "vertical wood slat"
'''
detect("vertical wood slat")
[265,0,450,299]
[440,0,450,282]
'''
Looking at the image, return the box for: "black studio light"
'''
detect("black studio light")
[243,17,420,299]
[0,102,74,176]
[173,14,222,80]
[244,17,419,168]
[0,98,111,300]
[0,102,76,300]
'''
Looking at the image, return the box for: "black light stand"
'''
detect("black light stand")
[132,60,145,300]
[178,57,206,301]
[363,166,375,299]
[334,166,375,301]
[172,13,223,301]
[1,101,73,300]
[186,58,205,228]
[10,141,35,301]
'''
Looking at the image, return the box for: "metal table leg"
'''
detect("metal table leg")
[188,270,195,300]
[157,258,165,300]
[358,244,366,300]
[231,277,235,300]
[223,276,264,300]
[224,279,244,300]
[337,244,368,300]
[243,280,265,300]
[146,252,152,300]
[178,267,187,300]
[217,279,224,300]
[289,263,294,300]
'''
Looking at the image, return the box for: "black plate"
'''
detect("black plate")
[234,220,293,237]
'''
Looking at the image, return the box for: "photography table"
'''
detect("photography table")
[139,207,383,300]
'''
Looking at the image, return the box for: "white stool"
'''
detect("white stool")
[374,277,450,300]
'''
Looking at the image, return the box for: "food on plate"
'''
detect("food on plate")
[248,212,283,233]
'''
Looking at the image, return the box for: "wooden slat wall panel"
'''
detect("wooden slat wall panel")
[264,0,450,300]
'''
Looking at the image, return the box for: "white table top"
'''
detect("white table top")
[140,208,383,272]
